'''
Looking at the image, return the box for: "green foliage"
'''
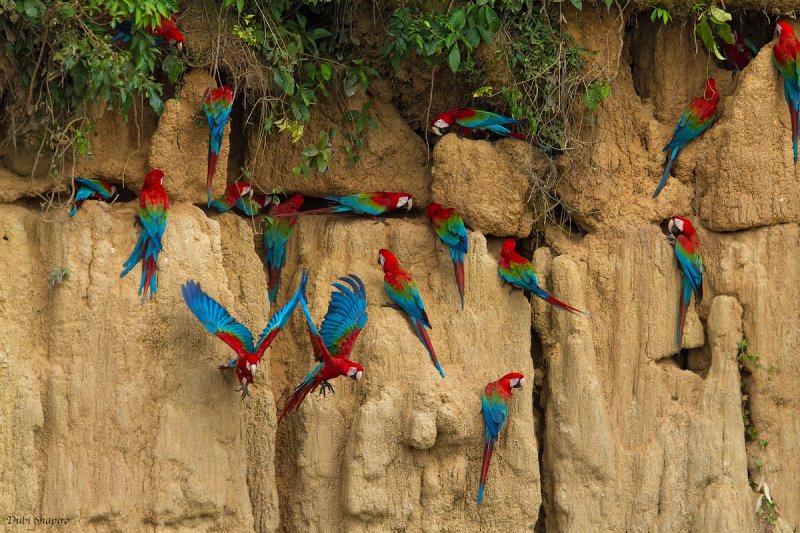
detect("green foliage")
[343,102,378,166]
[382,0,500,73]
[293,128,336,177]
[584,81,610,112]
[692,4,735,61]
[497,0,586,149]
[0,0,187,174]
[223,0,377,135]
[46,267,69,288]
[650,8,671,25]
[756,492,778,526]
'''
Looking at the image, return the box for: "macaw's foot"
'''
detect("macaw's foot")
[319,380,336,397]
[667,235,676,246]
[235,382,251,401]
[372,217,391,226]
[381,301,401,310]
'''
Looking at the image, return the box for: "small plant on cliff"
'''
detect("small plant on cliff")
[46,267,69,288]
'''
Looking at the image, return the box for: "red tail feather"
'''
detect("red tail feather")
[207,151,218,204]
[453,258,465,309]
[278,380,316,424]
[478,439,495,505]
[142,255,157,303]
[542,294,589,316]
[268,266,280,295]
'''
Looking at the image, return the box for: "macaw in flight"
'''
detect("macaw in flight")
[668,216,703,348]
[120,169,169,303]
[278,274,366,422]
[478,372,525,505]
[181,270,307,400]
[65,177,116,216]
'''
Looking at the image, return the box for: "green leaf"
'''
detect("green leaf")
[569,0,583,9]
[484,7,500,33]
[448,9,466,30]
[320,62,332,81]
[709,5,731,24]
[715,22,735,45]
[448,45,461,72]
[148,91,164,116]
[697,18,715,55]
[465,27,481,48]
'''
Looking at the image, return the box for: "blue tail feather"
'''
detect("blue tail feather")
[653,146,681,198]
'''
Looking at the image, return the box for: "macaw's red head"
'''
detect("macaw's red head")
[378,249,399,271]
[382,192,412,212]
[668,216,695,238]
[500,238,517,258]
[500,372,525,389]
[346,363,364,382]
[285,194,305,209]
[232,182,252,197]
[245,353,261,378]
[144,169,164,187]
[252,195,271,209]
[426,203,442,221]
[703,79,718,101]
[431,110,456,136]
[777,21,796,40]
[207,86,233,104]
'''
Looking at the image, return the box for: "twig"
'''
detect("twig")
[424,66,436,164]
[26,5,56,111]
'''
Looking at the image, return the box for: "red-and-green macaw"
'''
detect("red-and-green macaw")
[278,274,366,423]
[181,270,307,400]
[722,29,758,71]
[426,203,468,309]
[653,79,719,198]
[272,192,412,221]
[478,372,524,505]
[112,13,184,50]
[774,21,800,162]
[65,177,117,216]
[263,194,304,305]
[668,216,703,348]
[210,182,252,212]
[120,169,169,303]
[498,239,590,316]
[378,249,443,378]
[431,107,545,148]
[203,86,233,206]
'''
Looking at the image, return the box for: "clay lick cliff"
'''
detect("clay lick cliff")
[1,1,799,532]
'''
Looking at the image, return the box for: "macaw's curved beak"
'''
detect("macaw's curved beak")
[404,198,413,211]
[177,42,183,52]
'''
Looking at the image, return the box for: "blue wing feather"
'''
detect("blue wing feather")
[181,280,256,354]
[319,275,368,357]
[254,269,308,354]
